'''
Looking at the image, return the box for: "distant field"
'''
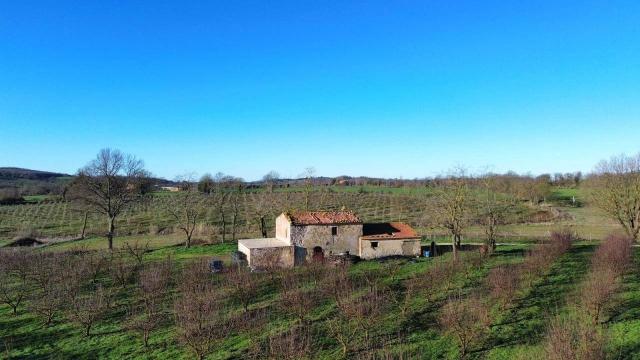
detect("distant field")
[0,188,577,247]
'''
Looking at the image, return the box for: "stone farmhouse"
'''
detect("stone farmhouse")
[238,210,421,269]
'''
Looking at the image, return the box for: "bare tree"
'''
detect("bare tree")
[438,293,490,359]
[250,193,274,238]
[279,272,317,325]
[579,269,619,325]
[592,234,633,276]
[174,259,227,360]
[167,176,208,248]
[230,186,243,241]
[0,249,32,315]
[226,266,259,313]
[485,265,520,309]
[109,250,137,289]
[390,276,419,320]
[27,253,66,325]
[430,169,473,260]
[544,312,605,360]
[211,191,229,243]
[586,153,640,240]
[266,324,312,360]
[300,167,316,210]
[477,174,513,251]
[65,284,111,337]
[262,170,280,193]
[126,258,172,347]
[124,240,150,267]
[68,148,149,250]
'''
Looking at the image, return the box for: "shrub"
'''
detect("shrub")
[65,284,111,337]
[174,259,228,360]
[0,249,33,315]
[544,312,605,360]
[226,265,259,313]
[266,324,312,360]
[126,258,173,346]
[486,265,520,308]
[592,234,632,276]
[438,293,490,359]
[578,268,619,324]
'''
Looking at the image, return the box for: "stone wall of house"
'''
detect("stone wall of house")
[290,224,363,257]
[359,238,421,260]
[275,214,291,242]
[249,246,295,269]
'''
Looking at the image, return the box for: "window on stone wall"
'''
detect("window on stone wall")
[331,226,337,236]
[371,241,378,249]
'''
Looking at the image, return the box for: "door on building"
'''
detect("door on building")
[312,246,325,262]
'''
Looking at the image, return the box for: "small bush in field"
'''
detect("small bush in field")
[226,265,259,313]
[578,268,620,324]
[438,293,490,359]
[544,312,605,360]
[266,324,312,360]
[592,234,632,276]
[279,271,318,325]
[486,265,520,308]
[550,228,576,251]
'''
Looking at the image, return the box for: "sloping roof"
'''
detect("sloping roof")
[285,210,362,225]
[361,222,420,240]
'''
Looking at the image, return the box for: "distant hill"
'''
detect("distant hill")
[0,167,70,181]
[0,167,73,196]
[0,167,175,196]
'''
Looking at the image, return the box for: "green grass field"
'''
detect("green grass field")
[2,240,638,359]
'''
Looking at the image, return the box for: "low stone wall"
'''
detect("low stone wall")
[249,246,295,269]
[359,238,421,260]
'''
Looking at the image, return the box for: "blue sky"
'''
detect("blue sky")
[1,1,640,181]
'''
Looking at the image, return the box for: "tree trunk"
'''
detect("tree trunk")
[107,216,115,250]
[232,213,237,241]
[221,212,226,244]
[452,234,458,261]
[260,216,267,238]
[80,211,89,240]
[185,230,192,248]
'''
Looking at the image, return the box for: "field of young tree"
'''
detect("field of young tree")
[0,188,563,248]
[2,230,640,359]
[2,152,640,359]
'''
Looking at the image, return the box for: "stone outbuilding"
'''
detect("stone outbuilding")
[359,222,422,260]
[238,210,421,269]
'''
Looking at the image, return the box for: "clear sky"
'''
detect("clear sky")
[1,1,640,181]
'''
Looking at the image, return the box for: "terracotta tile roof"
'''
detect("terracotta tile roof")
[361,222,420,240]
[285,210,362,225]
